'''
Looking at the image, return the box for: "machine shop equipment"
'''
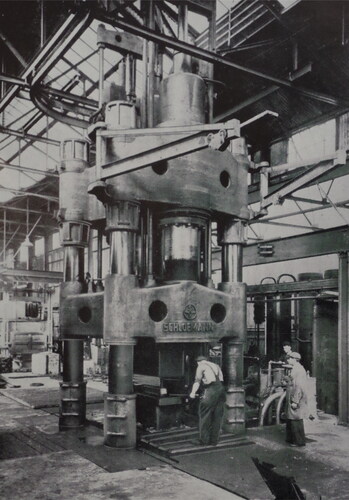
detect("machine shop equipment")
[58,1,250,448]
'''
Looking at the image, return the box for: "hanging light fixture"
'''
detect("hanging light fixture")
[21,198,33,247]
[21,235,34,249]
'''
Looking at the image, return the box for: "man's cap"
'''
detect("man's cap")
[282,341,291,346]
[287,352,301,360]
[196,355,207,362]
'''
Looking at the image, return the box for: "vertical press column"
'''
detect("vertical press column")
[58,139,90,430]
[219,219,246,434]
[221,340,245,433]
[104,201,139,448]
[60,245,88,429]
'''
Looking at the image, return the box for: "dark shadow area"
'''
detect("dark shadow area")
[252,457,306,500]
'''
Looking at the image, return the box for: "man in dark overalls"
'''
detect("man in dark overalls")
[189,355,226,445]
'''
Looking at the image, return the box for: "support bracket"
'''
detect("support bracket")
[96,119,240,180]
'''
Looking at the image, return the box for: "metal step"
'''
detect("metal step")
[139,427,254,457]
[170,437,253,456]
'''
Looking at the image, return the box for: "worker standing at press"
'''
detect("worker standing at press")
[285,352,308,446]
[189,355,226,446]
[285,372,308,446]
[287,351,307,386]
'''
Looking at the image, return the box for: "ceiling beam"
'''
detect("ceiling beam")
[254,220,321,231]
[0,11,93,113]
[260,152,347,210]
[0,29,27,68]
[250,198,349,225]
[0,187,58,202]
[47,48,98,86]
[286,195,327,206]
[243,225,349,266]
[0,205,56,217]
[247,278,338,295]
[0,218,56,230]
[0,268,63,282]
[0,126,60,146]
[0,161,59,178]
[4,58,119,165]
[0,73,97,110]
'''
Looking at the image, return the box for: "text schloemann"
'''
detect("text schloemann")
[162,322,214,333]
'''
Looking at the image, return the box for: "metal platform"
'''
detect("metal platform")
[139,427,254,457]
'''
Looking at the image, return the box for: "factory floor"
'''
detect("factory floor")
[0,375,349,500]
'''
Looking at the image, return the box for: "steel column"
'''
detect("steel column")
[3,210,5,265]
[95,226,104,291]
[108,345,134,394]
[59,242,86,430]
[219,218,246,433]
[110,231,136,275]
[222,244,243,283]
[59,138,90,430]
[220,220,244,283]
[147,0,155,127]
[145,208,155,286]
[221,339,245,434]
[104,200,138,448]
[63,339,84,383]
[338,252,349,425]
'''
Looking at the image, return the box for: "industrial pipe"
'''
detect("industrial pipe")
[259,391,284,426]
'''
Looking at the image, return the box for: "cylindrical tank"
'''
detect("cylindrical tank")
[159,72,206,126]
[297,272,323,373]
[270,294,292,361]
[324,269,338,279]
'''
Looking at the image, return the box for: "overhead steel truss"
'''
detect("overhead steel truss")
[0,0,348,251]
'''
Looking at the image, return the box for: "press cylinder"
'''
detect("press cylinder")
[159,72,206,126]
[161,224,200,282]
[158,210,209,283]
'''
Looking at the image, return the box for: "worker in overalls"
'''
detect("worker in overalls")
[189,355,226,446]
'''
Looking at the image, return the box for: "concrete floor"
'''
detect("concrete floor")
[0,378,349,500]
